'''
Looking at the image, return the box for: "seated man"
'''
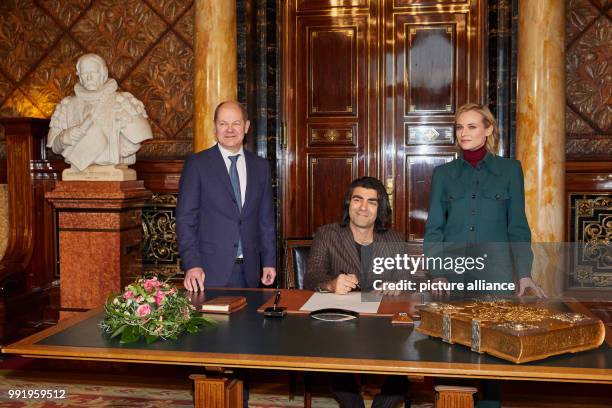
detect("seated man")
[303,176,409,408]
[304,176,404,294]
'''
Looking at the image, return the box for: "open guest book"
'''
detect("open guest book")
[257,289,420,317]
[200,296,247,314]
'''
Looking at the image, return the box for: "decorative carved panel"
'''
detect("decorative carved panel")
[147,0,192,23]
[174,3,194,45]
[308,125,356,146]
[142,193,181,278]
[565,0,611,159]
[71,0,167,80]
[19,35,83,117]
[297,0,369,12]
[405,124,454,145]
[568,194,612,289]
[309,27,357,116]
[393,0,469,8]
[308,155,356,233]
[37,0,93,29]
[0,0,63,83]
[0,0,195,160]
[121,32,194,138]
[405,25,455,114]
[0,90,46,118]
[566,0,601,45]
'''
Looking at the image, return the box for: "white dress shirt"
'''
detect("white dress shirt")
[217,143,247,207]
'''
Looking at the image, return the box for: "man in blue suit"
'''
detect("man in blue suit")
[177,101,276,291]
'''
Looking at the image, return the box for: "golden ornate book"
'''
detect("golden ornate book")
[416,300,605,363]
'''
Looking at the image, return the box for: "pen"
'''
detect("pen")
[272,290,281,310]
[341,271,360,291]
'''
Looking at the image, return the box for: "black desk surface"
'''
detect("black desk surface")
[5,289,612,383]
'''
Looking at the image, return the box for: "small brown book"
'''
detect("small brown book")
[391,312,414,325]
[200,296,247,314]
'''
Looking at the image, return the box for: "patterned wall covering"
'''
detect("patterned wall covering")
[141,193,180,277]
[0,0,195,159]
[568,194,611,289]
[565,0,611,159]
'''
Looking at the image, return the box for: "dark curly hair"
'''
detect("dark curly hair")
[339,177,392,233]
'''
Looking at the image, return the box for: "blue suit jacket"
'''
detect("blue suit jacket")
[176,145,276,287]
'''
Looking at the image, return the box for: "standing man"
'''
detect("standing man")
[177,101,276,291]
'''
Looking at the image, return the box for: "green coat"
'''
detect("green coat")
[424,153,533,285]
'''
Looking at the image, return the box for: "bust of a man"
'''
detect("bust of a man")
[47,53,152,180]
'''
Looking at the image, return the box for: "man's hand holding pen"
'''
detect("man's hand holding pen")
[327,273,359,295]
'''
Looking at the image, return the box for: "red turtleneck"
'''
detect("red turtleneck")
[463,145,487,168]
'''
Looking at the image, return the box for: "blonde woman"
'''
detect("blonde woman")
[424,103,545,298]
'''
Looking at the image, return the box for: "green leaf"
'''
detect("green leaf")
[111,325,126,339]
[145,334,158,344]
[120,326,140,343]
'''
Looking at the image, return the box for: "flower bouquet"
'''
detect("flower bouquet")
[101,277,215,344]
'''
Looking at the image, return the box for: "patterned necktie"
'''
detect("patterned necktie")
[228,154,243,257]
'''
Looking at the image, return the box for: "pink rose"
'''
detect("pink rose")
[155,290,166,306]
[144,278,162,293]
[136,296,144,303]
[136,304,152,317]
[122,290,133,300]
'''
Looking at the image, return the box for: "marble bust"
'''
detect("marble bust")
[47,53,152,181]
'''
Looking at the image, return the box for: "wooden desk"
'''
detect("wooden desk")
[3,289,612,407]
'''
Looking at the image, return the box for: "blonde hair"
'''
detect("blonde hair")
[455,103,499,154]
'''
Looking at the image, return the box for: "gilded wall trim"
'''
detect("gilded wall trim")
[568,194,612,289]
[141,193,181,278]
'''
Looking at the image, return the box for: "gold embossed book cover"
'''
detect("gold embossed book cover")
[417,300,605,363]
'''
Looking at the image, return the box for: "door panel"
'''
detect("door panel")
[284,8,377,237]
[405,24,457,114]
[404,154,455,241]
[309,27,358,116]
[282,0,485,239]
[308,155,357,232]
[383,1,484,240]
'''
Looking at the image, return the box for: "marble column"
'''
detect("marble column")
[194,0,238,152]
[516,0,566,295]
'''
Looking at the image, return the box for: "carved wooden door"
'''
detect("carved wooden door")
[281,0,485,239]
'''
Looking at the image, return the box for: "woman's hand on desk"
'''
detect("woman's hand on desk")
[517,277,547,298]
[184,267,205,292]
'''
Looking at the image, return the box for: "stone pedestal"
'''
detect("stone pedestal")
[46,181,151,320]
